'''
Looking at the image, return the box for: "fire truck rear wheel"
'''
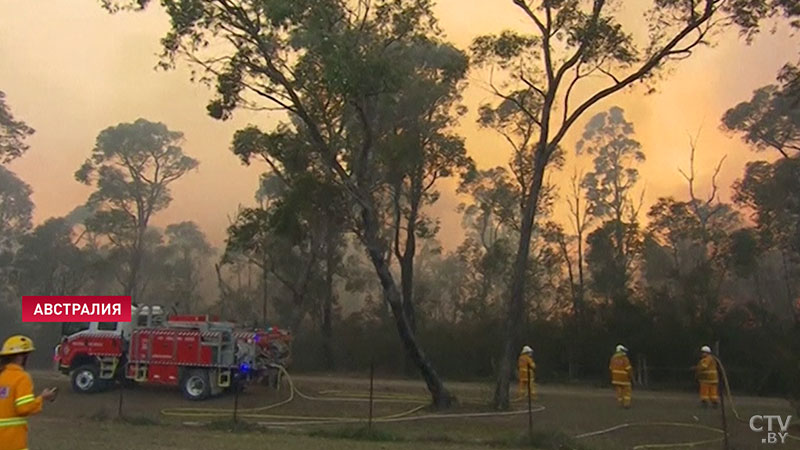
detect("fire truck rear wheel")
[181,369,211,401]
[71,364,100,394]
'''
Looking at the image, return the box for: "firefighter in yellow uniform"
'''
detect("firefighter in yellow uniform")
[696,345,719,408]
[0,335,57,450]
[517,345,536,400]
[609,344,633,408]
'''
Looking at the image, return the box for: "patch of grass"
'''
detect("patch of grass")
[789,397,799,418]
[309,427,589,449]
[87,408,109,422]
[117,415,160,426]
[88,408,159,427]
[414,433,460,444]
[491,431,589,450]
[206,419,264,433]
[32,417,497,450]
[310,426,404,442]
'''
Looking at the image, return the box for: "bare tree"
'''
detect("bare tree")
[567,169,591,315]
[678,134,729,236]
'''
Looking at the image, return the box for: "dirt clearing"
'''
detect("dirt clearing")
[27,371,800,449]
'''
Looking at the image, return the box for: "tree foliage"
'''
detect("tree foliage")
[75,119,198,299]
[12,218,92,296]
[0,91,35,164]
[0,165,34,255]
[733,156,800,325]
[734,157,800,253]
[161,221,214,311]
[577,106,645,304]
[725,0,800,36]
[458,167,565,321]
[578,106,645,222]
[722,74,800,158]
[382,42,473,332]
[645,143,741,330]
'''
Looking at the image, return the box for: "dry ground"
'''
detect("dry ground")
[25,370,800,450]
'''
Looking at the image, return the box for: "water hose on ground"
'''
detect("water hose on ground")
[160,365,544,425]
[160,362,798,446]
[713,355,799,442]
[575,422,725,449]
[318,389,509,405]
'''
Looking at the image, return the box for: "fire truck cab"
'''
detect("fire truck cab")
[55,306,291,400]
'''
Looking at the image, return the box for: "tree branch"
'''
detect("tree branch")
[550,0,721,151]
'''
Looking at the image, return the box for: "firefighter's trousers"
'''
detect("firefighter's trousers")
[699,382,719,404]
[613,383,632,407]
[517,377,537,399]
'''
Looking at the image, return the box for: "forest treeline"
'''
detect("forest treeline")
[1,0,799,409]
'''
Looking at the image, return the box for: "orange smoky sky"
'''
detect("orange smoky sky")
[0,0,795,252]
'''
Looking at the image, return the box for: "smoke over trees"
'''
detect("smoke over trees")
[0,0,798,412]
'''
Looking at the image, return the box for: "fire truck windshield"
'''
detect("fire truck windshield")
[61,322,89,337]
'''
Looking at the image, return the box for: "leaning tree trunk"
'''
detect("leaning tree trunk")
[400,194,420,333]
[399,253,418,376]
[493,155,547,410]
[400,255,416,333]
[322,240,336,370]
[362,204,453,408]
[396,179,421,374]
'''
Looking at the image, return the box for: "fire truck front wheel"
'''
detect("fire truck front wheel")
[71,364,101,394]
[181,369,211,401]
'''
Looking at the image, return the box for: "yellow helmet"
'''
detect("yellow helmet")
[0,335,35,356]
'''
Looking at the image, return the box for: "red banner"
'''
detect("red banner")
[21,296,132,323]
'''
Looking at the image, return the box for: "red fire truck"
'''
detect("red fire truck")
[55,306,291,400]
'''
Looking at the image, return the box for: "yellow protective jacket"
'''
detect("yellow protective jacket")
[696,355,718,384]
[0,363,43,450]
[517,354,535,382]
[609,352,633,386]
